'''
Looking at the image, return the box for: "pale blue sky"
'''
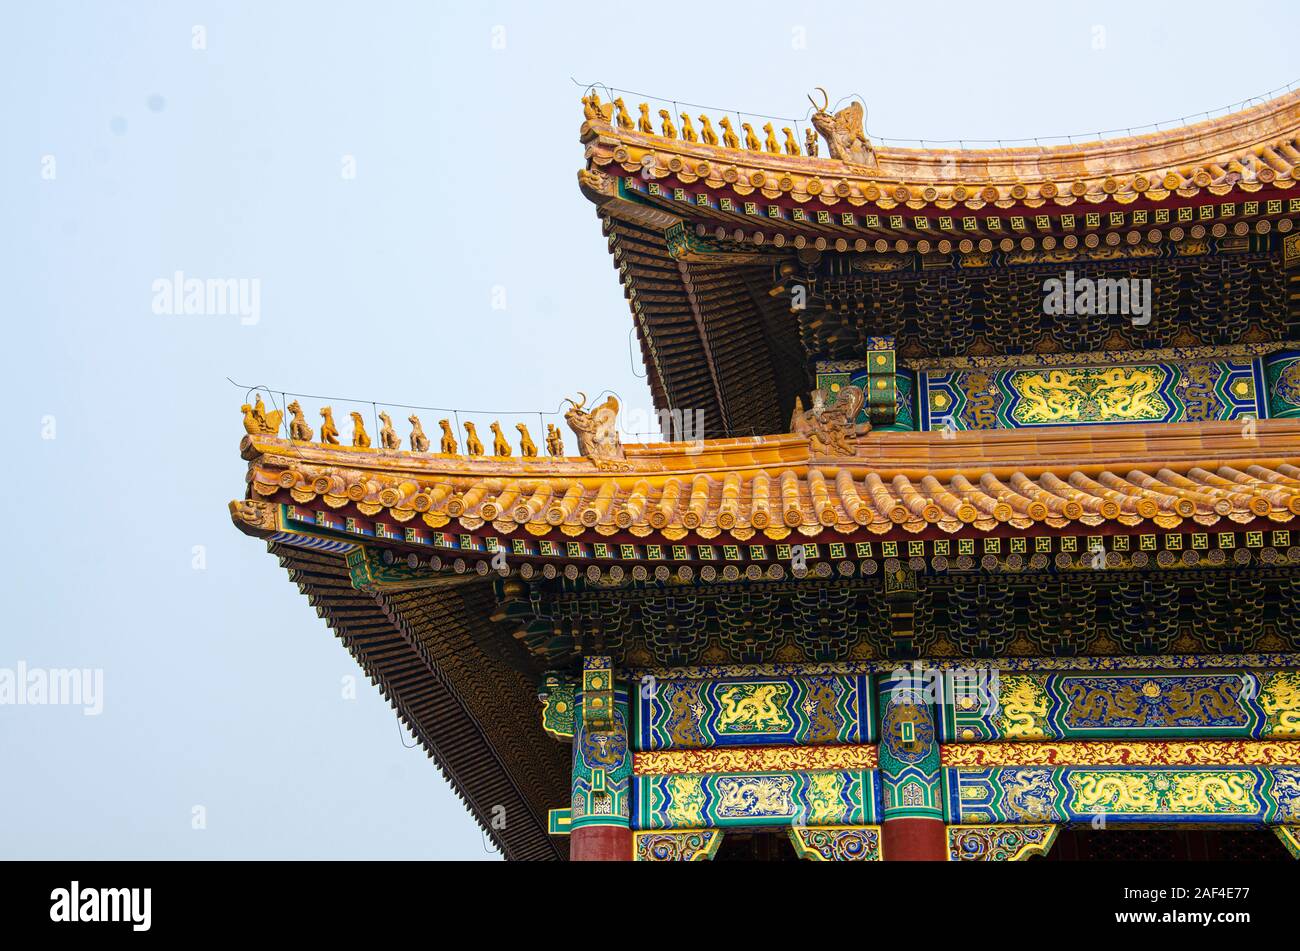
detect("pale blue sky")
[2,1,1296,858]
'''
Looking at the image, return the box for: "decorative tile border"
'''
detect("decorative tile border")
[634,654,1300,680]
[944,766,1300,824]
[633,769,880,830]
[941,740,1300,767]
[940,670,1300,742]
[634,744,877,775]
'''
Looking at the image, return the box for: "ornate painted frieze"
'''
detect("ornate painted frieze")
[633,769,879,830]
[634,743,877,775]
[945,766,1300,825]
[922,360,1264,431]
[637,654,1300,679]
[634,674,874,750]
[788,824,882,861]
[633,829,722,861]
[940,670,1300,742]
[947,824,1058,861]
[942,740,1300,767]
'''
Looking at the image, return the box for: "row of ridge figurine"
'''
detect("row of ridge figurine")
[240,392,628,462]
[243,385,866,461]
[581,87,877,167]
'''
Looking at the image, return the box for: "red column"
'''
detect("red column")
[882,817,947,861]
[877,667,946,860]
[570,825,633,861]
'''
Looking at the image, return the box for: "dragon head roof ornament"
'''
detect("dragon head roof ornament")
[564,392,626,465]
[808,87,876,168]
[791,384,868,457]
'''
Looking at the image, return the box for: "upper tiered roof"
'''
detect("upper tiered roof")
[582,88,1300,224]
[579,89,1300,438]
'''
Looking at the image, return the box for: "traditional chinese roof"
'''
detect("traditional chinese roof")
[579,90,1300,437]
[228,89,1300,858]
[238,419,1300,551]
[232,415,1300,706]
[583,89,1300,222]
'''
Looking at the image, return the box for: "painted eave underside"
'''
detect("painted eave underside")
[259,545,568,861]
[577,91,1300,437]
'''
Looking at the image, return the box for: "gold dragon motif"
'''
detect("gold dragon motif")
[715,683,792,733]
[996,676,1050,739]
[1011,366,1167,425]
[1261,672,1300,735]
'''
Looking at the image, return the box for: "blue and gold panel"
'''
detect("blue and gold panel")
[1265,350,1300,419]
[635,674,874,751]
[945,766,1300,825]
[920,360,1265,431]
[570,685,632,832]
[634,769,880,830]
[877,672,943,822]
[940,670,1300,742]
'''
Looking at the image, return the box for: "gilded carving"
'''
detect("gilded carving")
[808,88,875,167]
[791,384,866,456]
[319,406,339,445]
[349,411,370,448]
[942,740,1300,767]
[408,414,429,452]
[1066,769,1261,816]
[437,418,457,455]
[664,775,707,827]
[516,423,538,458]
[229,498,277,531]
[286,400,313,442]
[240,395,282,435]
[715,775,795,818]
[634,745,878,776]
[563,392,625,462]
[378,412,400,450]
